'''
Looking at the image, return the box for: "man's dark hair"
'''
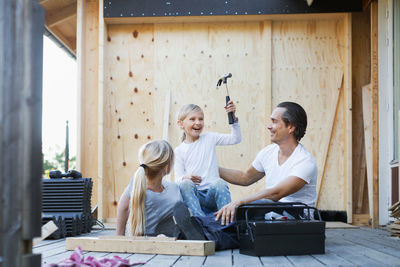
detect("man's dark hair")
[277,102,307,141]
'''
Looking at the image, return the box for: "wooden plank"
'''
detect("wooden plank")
[66,237,215,256]
[0,0,44,266]
[352,213,370,226]
[370,0,379,228]
[315,75,342,206]
[325,221,358,229]
[105,13,346,24]
[286,255,324,266]
[202,249,232,267]
[46,3,77,27]
[144,255,181,267]
[76,0,100,218]
[259,255,293,266]
[125,253,156,263]
[32,221,58,246]
[356,150,367,214]
[173,255,205,267]
[311,252,353,266]
[342,13,353,224]
[362,83,374,226]
[232,249,262,266]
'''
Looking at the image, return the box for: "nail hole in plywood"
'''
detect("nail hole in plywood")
[122,162,126,167]
[130,101,134,105]
[115,109,118,113]
[147,135,151,140]
[113,201,118,206]
[118,118,122,122]
[110,76,113,80]
[134,134,138,139]
[107,36,111,42]
[129,71,133,77]
[141,54,144,58]
[134,87,138,93]
[117,135,120,139]
[133,30,138,38]
[152,38,154,42]
[117,56,120,61]
[146,118,149,122]
[148,92,152,95]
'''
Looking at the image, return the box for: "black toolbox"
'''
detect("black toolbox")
[235,202,325,256]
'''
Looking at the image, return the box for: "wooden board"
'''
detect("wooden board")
[65,236,215,256]
[351,10,371,216]
[325,221,358,229]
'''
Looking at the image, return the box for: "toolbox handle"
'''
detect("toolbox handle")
[237,202,323,222]
[244,209,255,243]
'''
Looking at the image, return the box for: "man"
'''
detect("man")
[215,102,318,225]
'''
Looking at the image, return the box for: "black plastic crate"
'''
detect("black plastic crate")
[235,202,325,256]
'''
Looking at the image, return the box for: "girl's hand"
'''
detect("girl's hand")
[224,100,236,119]
[183,174,202,185]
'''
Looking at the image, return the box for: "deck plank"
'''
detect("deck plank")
[311,251,353,266]
[172,255,206,266]
[286,255,324,266]
[143,254,181,266]
[125,253,156,264]
[260,255,294,266]
[232,249,262,266]
[202,249,232,266]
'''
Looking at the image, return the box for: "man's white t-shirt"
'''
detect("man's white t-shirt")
[174,123,241,190]
[252,143,317,206]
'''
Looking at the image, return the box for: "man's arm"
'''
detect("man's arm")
[116,194,130,235]
[215,176,307,225]
[219,165,264,186]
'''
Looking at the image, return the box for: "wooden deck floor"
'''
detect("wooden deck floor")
[35,226,400,266]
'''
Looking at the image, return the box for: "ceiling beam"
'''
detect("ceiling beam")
[46,2,77,27]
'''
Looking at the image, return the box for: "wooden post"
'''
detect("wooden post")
[77,0,100,216]
[0,0,44,266]
[370,0,379,228]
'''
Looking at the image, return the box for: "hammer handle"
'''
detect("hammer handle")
[226,96,235,125]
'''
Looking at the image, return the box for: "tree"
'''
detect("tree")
[42,146,76,176]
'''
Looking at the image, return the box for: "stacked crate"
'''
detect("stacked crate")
[42,178,93,239]
[388,201,400,237]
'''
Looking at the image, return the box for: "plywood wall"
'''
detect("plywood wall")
[271,19,348,210]
[96,15,351,219]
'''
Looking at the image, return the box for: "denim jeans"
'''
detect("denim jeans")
[179,179,231,217]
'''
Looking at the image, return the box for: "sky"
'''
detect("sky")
[42,36,77,161]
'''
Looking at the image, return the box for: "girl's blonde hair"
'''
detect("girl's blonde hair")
[129,140,174,236]
[177,104,203,142]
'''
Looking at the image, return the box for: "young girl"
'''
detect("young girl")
[174,101,241,216]
[116,140,181,237]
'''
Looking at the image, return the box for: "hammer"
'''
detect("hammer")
[216,73,234,124]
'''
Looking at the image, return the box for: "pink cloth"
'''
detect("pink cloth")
[46,246,145,267]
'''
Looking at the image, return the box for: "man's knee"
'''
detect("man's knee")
[179,179,196,193]
[210,179,229,192]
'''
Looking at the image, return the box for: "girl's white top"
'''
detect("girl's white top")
[174,122,241,190]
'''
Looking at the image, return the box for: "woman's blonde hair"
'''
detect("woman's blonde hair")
[177,104,203,142]
[129,140,174,236]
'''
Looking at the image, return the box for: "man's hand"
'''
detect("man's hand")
[182,174,202,185]
[214,200,241,225]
